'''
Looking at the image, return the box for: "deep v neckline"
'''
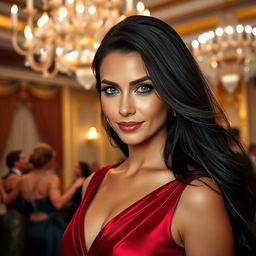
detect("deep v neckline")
[83,164,177,255]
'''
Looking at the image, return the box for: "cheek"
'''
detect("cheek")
[138,97,168,119]
[101,98,113,119]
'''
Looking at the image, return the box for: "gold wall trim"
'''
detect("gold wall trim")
[0,14,26,31]
[174,6,256,35]
[0,83,18,96]
[61,86,72,189]
[29,86,59,99]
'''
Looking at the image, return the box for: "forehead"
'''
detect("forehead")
[99,51,148,81]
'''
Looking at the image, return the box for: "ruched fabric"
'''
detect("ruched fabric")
[62,164,188,256]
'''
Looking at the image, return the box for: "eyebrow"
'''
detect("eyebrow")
[101,76,152,87]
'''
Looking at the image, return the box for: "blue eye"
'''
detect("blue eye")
[136,84,153,93]
[101,87,118,95]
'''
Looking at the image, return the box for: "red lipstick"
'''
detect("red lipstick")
[117,121,143,132]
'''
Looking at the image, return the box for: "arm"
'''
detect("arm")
[49,174,84,210]
[0,176,21,204]
[175,178,234,256]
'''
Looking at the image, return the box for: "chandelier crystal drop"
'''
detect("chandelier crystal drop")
[10,0,150,89]
[191,11,256,94]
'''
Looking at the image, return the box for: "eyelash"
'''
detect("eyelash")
[101,84,154,96]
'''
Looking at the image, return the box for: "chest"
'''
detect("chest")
[84,179,175,252]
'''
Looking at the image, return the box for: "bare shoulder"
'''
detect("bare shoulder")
[82,173,95,198]
[181,177,223,209]
[175,177,234,256]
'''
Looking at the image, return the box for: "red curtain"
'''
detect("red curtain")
[0,92,19,161]
[29,91,63,172]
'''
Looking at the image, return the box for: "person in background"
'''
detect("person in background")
[91,161,100,172]
[249,144,256,173]
[1,143,84,256]
[62,16,255,256]
[65,161,92,222]
[0,150,28,256]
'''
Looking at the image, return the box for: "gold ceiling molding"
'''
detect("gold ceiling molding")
[29,85,59,100]
[164,0,252,24]
[174,5,256,35]
[149,0,194,12]
[0,14,26,30]
[0,82,18,96]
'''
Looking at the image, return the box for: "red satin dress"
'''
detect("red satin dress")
[62,163,188,256]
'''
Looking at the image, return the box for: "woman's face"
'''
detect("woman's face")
[99,51,169,145]
[74,163,82,177]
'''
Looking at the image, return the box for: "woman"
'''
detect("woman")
[65,162,92,222]
[3,143,84,256]
[62,16,256,256]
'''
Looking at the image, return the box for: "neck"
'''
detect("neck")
[123,125,168,175]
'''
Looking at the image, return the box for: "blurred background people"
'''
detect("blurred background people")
[249,144,256,173]
[65,161,91,223]
[0,150,28,256]
[1,143,84,256]
[91,161,100,173]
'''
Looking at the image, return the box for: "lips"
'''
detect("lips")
[117,121,144,132]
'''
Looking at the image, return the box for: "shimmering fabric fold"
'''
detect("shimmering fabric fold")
[62,164,188,256]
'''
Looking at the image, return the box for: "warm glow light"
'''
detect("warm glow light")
[225,26,234,35]
[37,13,49,27]
[58,7,68,21]
[143,9,150,16]
[88,5,96,15]
[86,127,99,141]
[24,25,33,39]
[11,5,18,14]
[236,24,244,33]
[245,25,252,34]
[215,27,224,36]
[191,40,199,48]
[76,2,84,13]
[56,47,63,55]
[136,2,145,12]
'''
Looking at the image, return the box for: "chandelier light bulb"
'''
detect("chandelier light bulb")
[236,24,244,33]
[76,2,85,14]
[252,27,256,36]
[58,7,68,21]
[88,5,96,15]
[191,40,199,48]
[56,47,63,55]
[93,42,100,49]
[136,2,145,12]
[208,31,215,39]
[24,25,33,39]
[225,26,234,35]
[37,13,49,27]
[143,9,150,16]
[66,0,74,4]
[11,5,18,14]
[245,25,252,34]
[215,27,224,36]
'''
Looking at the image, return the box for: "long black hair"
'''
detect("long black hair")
[92,15,256,255]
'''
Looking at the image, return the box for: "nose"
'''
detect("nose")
[119,93,135,117]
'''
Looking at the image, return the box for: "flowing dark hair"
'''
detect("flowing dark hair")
[92,15,256,255]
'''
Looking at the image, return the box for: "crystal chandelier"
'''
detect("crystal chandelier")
[10,0,150,89]
[191,11,256,94]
